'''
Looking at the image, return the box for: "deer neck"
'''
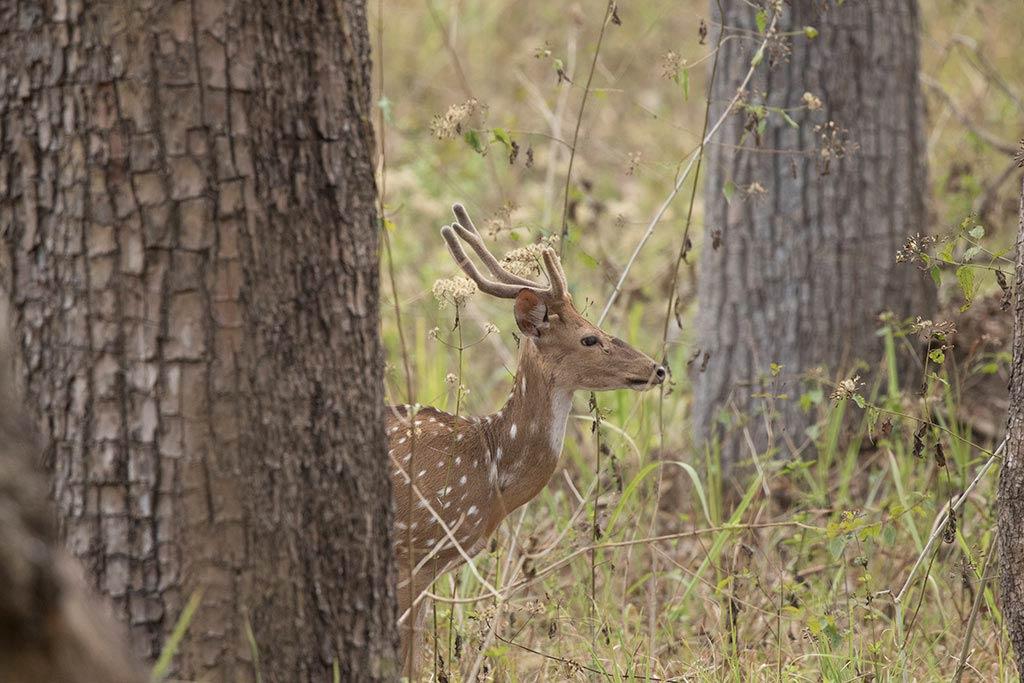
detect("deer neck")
[482,339,573,511]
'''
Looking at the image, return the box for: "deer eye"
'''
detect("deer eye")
[581,335,599,347]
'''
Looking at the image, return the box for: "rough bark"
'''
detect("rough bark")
[0,333,145,683]
[692,0,935,471]
[0,1,397,680]
[999,174,1024,678]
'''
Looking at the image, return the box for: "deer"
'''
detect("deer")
[389,204,666,674]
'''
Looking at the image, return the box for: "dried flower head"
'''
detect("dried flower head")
[626,151,642,176]
[830,375,862,402]
[766,32,791,66]
[802,91,823,110]
[428,326,441,340]
[815,120,858,175]
[745,181,768,200]
[501,237,558,278]
[483,202,517,238]
[895,233,938,263]
[484,322,500,335]
[444,372,459,387]
[910,317,956,342]
[432,276,477,308]
[430,98,486,140]
[660,51,683,80]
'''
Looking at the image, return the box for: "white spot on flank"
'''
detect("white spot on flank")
[426,538,436,546]
[438,486,453,496]
[415,420,422,426]
[459,475,467,485]
[467,506,478,516]
[495,447,503,462]
[521,377,527,394]
[398,437,407,444]
[509,424,518,440]
[455,456,461,465]
[417,469,427,477]
[410,522,418,530]
[388,449,395,457]
[456,433,464,441]
[436,460,445,469]
[396,521,407,530]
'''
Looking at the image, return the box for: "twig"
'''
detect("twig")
[425,520,817,606]
[599,12,780,324]
[952,528,999,683]
[559,0,616,256]
[921,74,1018,156]
[893,437,1006,606]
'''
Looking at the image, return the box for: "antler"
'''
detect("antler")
[440,203,568,300]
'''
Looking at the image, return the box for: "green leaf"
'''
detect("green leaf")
[756,117,768,137]
[929,348,945,365]
[939,240,956,263]
[956,265,976,308]
[723,179,736,203]
[803,26,819,39]
[463,129,485,155]
[778,109,799,128]
[755,10,768,33]
[751,44,765,68]
[491,127,512,151]
[852,394,866,409]
[962,245,982,262]
[678,68,690,101]
[930,265,941,288]
[969,225,985,240]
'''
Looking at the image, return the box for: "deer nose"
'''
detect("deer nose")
[654,365,667,382]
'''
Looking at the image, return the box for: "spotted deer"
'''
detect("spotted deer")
[389,204,666,671]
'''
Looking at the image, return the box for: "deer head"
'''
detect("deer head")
[441,204,667,392]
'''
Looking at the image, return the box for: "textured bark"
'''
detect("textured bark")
[0,336,145,683]
[693,0,935,469]
[0,1,397,680]
[999,175,1024,679]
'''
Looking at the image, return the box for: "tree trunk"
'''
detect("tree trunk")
[0,335,145,683]
[999,174,1024,678]
[0,1,397,680]
[692,0,934,471]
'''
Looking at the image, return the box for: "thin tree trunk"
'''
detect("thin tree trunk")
[692,0,935,472]
[999,173,1024,678]
[0,1,397,680]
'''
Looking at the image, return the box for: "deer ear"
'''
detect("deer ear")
[514,289,548,338]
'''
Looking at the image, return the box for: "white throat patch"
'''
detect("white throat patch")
[548,391,573,454]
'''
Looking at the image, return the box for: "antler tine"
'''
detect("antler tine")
[440,226,526,299]
[541,248,568,300]
[451,204,537,288]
